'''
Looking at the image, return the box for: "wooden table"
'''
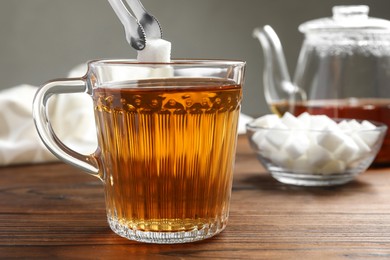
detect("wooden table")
[1,136,390,259]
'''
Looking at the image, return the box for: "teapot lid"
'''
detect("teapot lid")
[299,5,390,33]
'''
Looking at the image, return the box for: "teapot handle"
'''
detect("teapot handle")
[253,25,307,114]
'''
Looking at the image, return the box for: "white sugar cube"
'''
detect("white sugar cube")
[281,112,304,129]
[317,130,344,152]
[307,144,333,167]
[149,67,174,78]
[284,132,310,159]
[357,131,381,147]
[334,136,360,163]
[341,119,380,147]
[361,120,376,130]
[270,149,292,168]
[252,130,266,146]
[260,140,278,159]
[297,112,311,127]
[338,120,352,130]
[265,123,289,149]
[320,160,346,174]
[351,133,371,154]
[292,156,314,173]
[137,39,172,62]
[309,115,338,130]
[347,119,363,130]
[252,114,280,128]
[252,130,277,159]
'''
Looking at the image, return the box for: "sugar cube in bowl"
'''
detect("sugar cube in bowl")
[246,113,387,186]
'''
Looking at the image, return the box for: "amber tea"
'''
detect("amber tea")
[93,78,242,241]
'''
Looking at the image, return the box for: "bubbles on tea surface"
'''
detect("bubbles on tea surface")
[94,87,241,115]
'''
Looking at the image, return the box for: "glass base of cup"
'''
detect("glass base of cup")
[107,215,227,244]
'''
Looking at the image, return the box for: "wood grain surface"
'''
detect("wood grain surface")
[1,136,390,259]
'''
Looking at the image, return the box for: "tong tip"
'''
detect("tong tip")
[127,24,146,50]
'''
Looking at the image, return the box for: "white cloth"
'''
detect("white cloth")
[0,84,97,166]
[0,65,252,166]
[0,85,56,165]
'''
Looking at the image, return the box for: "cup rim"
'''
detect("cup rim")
[87,58,246,67]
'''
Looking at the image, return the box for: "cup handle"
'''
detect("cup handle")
[32,78,101,178]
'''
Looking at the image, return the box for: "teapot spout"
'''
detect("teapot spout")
[253,25,306,115]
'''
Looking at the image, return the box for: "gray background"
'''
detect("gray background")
[1,0,390,116]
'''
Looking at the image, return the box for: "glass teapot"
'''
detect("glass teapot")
[253,5,390,165]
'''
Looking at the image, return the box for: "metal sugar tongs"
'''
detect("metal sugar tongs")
[108,0,162,50]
